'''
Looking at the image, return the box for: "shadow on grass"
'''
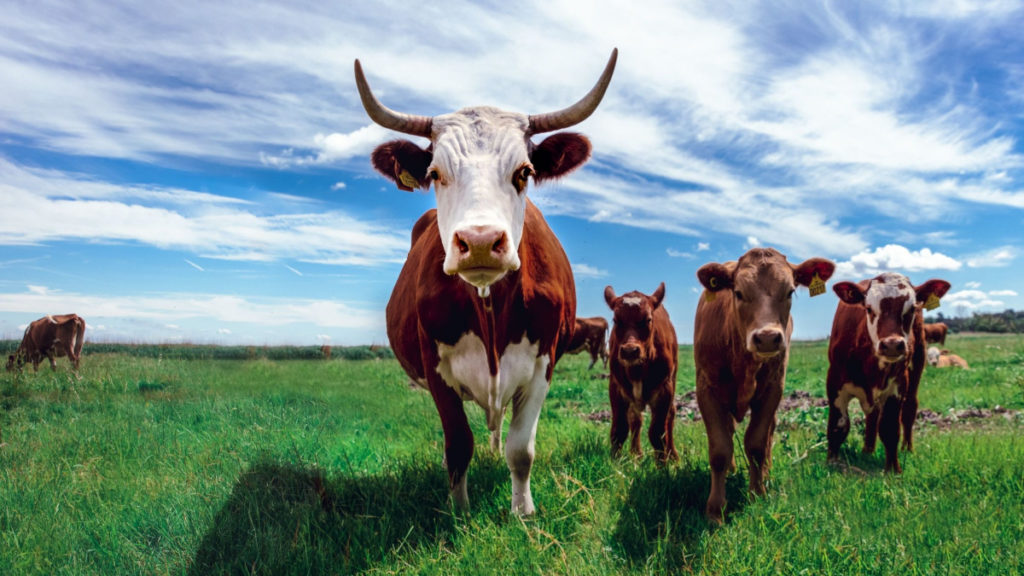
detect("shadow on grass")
[612,463,748,570]
[189,455,508,575]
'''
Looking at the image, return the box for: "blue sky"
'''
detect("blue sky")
[1,0,1022,346]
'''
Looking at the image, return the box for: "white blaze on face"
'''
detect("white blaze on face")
[863,272,915,357]
[621,296,643,307]
[431,107,529,289]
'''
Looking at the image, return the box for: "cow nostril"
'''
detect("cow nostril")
[772,333,782,346]
[492,233,507,254]
[455,234,470,255]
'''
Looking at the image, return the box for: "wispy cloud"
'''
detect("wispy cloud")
[284,264,303,276]
[572,263,609,279]
[184,259,205,272]
[966,246,1016,268]
[833,244,962,280]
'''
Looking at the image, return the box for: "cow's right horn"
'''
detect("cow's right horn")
[354,60,433,138]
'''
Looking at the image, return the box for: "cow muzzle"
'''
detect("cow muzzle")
[748,327,785,358]
[443,226,520,290]
[877,336,907,363]
[618,343,644,365]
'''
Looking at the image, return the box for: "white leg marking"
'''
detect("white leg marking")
[504,347,547,516]
[835,382,869,428]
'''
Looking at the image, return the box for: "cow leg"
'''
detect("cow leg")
[609,377,630,457]
[505,367,550,516]
[862,409,879,454]
[697,386,735,524]
[900,396,917,452]
[826,376,851,463]
[627,404,643,457]
[428,378,474,512]
[745,391,781,496]
[879,397,902,473]
[646,386,678,463]
[587,352,597,370]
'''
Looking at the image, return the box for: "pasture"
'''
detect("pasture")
[1,334,1022,575]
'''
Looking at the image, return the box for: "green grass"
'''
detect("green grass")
[1,334,1022,575]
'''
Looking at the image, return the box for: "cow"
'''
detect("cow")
[827,273,951,473]
[320,344,332,360]
[356,49,617,515]
[694,248,835,523]
[927,346,969,369]
[923,322,948,345]
[604,283,678,462]
[566,316,609,369]
[6,314,86,373]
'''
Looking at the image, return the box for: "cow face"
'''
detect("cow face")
[356,50,616,296]
[833,273,951,365]
[605,282,665,367]
[698,248,835,358]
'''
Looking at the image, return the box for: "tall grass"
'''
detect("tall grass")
[0,334,1021,574]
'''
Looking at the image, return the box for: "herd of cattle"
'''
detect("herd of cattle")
[5,50,973,524]
[351,49,973,522]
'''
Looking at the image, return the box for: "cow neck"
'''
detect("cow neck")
[472,292,500,377]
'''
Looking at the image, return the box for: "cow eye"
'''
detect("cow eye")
[734,290,744,301]
[513,165,533,192]
[786,289,795,300]
[428,169,440,181]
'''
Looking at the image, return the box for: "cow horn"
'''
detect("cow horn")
[528,48,618,134]
[353,59,433,138]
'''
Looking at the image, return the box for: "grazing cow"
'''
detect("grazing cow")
[566,316,609,369]
[923,322,948,345]
[827,273,951,473]
[7,314,86,372]
[320,345,332,360]
[927,346,969,369]
[604,283,678,462]
[356,49,617,515]
[694,248,835,523]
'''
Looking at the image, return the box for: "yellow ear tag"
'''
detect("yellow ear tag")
[398,170,419,189]
[808,273,826,297]
[705,277,718,302]
[924,293,941,311]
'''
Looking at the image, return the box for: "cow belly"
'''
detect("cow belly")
[835,378,900,424]
[436,334,544,417]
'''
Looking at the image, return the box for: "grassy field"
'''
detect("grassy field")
[1,334,1022,575]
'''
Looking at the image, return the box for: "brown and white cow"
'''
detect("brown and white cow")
[604,283,678,462]
[566,316,609,369]
[356,50,617,515]
[927,346,969,369]
[695,248,835,523]
[827,273,951,473]
[7,314,86,373]
[923,322,948,345]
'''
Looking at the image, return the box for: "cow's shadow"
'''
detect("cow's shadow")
[188,455,507,575]
[611,464,748,568]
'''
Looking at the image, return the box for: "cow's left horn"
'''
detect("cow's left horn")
[528,48,618,134]
[354,59,433,138]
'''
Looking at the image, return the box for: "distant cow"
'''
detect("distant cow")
[7,314,86,373]
[927,346,969,369]
[566,316,608,369]
[320,345,332,360]
[605,282,678,462]
[923,322,948,345]
[827,273,951,472]
[357,50,617,514]
[695,248,835,523]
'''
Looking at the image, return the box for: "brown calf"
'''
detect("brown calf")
[566,316,609,369]
[604,282,678,462]
[694,248,834,523]
[923,322,948,345]
[7,314,86,372]
[827,273,951,472]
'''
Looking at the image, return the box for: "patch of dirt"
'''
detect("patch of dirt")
[585,389,1022,428]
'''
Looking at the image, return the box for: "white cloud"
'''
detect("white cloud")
[572,263,608,279]
[697,242,710,251]
[964,281,982,289]
[27,285,52,295]
[331,182,347,191]
[988,289,1018,297]
[744,236,761,249]
[966,246,1016,268]
[666,248,693,259]
[284,264,303,276]
[217,328,232,335]
[184,259,205,272]
[942,289,1006,314]
[261,125,393,167]
[833,244,961,279]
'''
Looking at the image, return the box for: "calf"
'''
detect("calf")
[566,316,609,369]
[694,248,834,523]
[604,283,678,462]
[923,322,948,345]
[827,273,951,472]
[7,314,86,373]
[927,346,969,369]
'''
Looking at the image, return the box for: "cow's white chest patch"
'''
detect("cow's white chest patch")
[435,333,543,416]
[874,376,900,404]
[835,382,869,425]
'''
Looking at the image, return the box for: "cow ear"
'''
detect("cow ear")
[697,263,734,292]
[793,258,836,286]
[531,132,592,184]
[371,140,433,191]
[604,285,617,309]
[650,282,666,309]
[832,281,866,305]
[915,279,952,304]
